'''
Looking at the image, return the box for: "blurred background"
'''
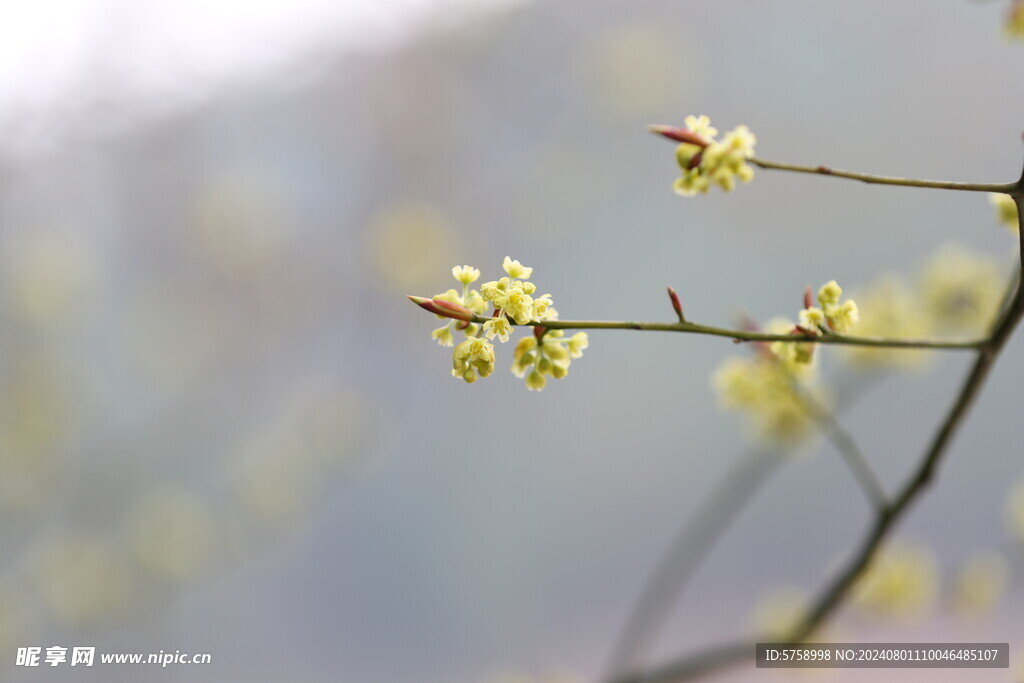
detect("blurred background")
[2,0,1024,681]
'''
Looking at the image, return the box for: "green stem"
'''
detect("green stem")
[462,314,984,351]
[750,157,1017,193]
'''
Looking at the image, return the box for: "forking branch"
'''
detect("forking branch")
[603,141,1024,683]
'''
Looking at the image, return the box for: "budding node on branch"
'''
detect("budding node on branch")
[667,286,686,322]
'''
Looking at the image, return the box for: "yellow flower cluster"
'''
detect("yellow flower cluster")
[430,265,487,348]
[990,193,1019,233]
[480,257,554,329]
[672,115,756,195]
[712,352,817,447]
[805,280,860,334]
[425,257,586,389]
[852,541,939,620]
[452,335,496,384]
[511,331,589,391]
[769,281,858,369]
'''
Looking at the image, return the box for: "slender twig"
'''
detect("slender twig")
[606,377,884,683]
[605,450,783,681]
[790,382,887,508]
[624,178,1024,683]
[409,299,985,350]
[749,157,1016,194]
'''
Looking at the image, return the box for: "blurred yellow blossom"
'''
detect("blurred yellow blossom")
[126,489,216,581]
[237,446,320,528]
[369,202,456,292]
[853,541,939,620]
[712,351,819,448]
[34,536,133,626]
[1006,478,1024,545]
[0,585,26,660]
[2,231,99,326]
[990,193,1019,232]
[840,276,932,369]
[1006,0,1024,39]
[750,586,808,640]
[577,22,689,118]
[189,170,292,277]
[766,317,816,371]
[951,551,1009,617]
[918,244,1004,334]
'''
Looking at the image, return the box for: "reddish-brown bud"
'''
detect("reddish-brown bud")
[667,286,686,322]
[430,298,475,322]
[803,286,813,310]
[406,295,475,322]
[647,124,712,148]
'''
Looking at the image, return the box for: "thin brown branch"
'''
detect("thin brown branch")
[408,298,985,350]
[623,179,1024,682]
[748,157,1016,193]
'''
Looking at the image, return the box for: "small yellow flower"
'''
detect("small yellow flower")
[504,289,536,326]
[503,256,533,279]
[798,307,826,331]
[432,324,455,347]
[829,299,860,334]
[452,265,481,285]
[684,114,718,140]
[722,125,756,158]
[483,316,512,343]
[990,193,1019,233]
[818,280,843,308]
[532,294,554,320]
[566,332,589,358]
[673,170,710,196]
[525,369,546,391]
[465,290,487,315]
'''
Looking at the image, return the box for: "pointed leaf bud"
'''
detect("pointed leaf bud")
[647,124,711,148]
[667,286,686,322]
